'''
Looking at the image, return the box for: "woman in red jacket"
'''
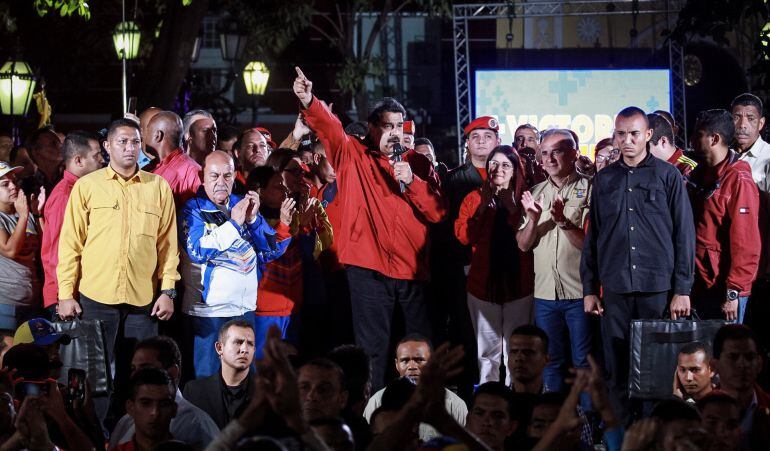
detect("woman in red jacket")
[455,145,534,384]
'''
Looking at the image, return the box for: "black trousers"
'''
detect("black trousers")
[346,265,431,391]
[601,290,669,423]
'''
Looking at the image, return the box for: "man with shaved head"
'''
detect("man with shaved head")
[183,110,217,166]
[232,128,269,193]
[138,107,162,168]
[179,150,293,377]
[146,111,202,205]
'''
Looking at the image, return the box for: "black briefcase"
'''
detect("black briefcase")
[51,319,113,396]
[629,317,726,399]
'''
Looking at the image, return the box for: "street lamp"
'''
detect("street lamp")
[219,21,247,63]
[113,21,141,60]
[243,61,269,125]
[0,59,37,144]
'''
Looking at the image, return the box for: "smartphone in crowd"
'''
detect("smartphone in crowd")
[67,368,87,404]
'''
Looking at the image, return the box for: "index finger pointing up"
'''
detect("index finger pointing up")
[295,66,306,79]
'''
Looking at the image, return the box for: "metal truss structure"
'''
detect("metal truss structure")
[453,1,688,153]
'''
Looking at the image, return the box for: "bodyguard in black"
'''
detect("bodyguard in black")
[580,107,695,422]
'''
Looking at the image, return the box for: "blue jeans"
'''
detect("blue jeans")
[735,296,749,324]
[253,315,292,360]
[534,298,592,393]
[188,312,256,379]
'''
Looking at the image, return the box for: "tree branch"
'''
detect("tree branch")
[310,23,344,52]
[317,12,344,41]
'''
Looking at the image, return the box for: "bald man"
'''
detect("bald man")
[146,111,202,205]
[179,151,293,377]
[138,107,162,168]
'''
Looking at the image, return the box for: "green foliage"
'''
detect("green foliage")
[223,0,314,60]
[33,0,91,19]
[338,56,385,96]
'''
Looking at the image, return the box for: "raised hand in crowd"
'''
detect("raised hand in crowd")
[549,194,566,223]
[13,188,29,219]
[620,418,660,451]
[291,113,312,141]
[30,187,46,218]
[280,197,297,226]
[293,66,313,108]
[230,198,251,226]
[532,370,587,451]
[520,191,544,220]
[244,191,261,224]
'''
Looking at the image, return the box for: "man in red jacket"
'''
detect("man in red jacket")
[688,109,760,322]
[293,67,446,390]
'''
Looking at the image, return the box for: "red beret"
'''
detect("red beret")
[254,126,277,149]
[464,116,499,136]
[404,120,415,135]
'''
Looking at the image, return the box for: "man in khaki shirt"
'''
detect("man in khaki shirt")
[516,128,591,396]
[57,119,180,408]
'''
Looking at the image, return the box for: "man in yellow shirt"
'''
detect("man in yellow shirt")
[57,118,180,370]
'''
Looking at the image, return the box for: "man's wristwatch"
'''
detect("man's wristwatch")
[726,289,739,301]
[161,289,177,301]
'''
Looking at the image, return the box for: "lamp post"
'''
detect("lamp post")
[113,20,141,114]
[243,61,269,125]
[219,21,247,64]
[0,60,37,145]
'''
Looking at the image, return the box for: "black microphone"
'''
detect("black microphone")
[391,142,407,193]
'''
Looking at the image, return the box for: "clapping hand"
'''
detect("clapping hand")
[14,188,29,218]
[30,187,46,217]
[280,198,297,226]
[550,194,566,223]
[521,191,544,220]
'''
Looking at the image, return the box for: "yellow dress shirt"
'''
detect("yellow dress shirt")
[57,166,180,306]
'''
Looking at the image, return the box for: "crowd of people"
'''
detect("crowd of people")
[0,65,769,450]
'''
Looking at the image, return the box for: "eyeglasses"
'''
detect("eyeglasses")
[488,160,514,171]
[595,148,620,163]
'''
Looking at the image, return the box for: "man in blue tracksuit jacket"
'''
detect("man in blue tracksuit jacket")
[179,151,292,377]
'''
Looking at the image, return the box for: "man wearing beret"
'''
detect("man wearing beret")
[434,116,502,396]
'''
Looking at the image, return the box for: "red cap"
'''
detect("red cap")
[254,126,277,149]
[404,120,415,135]
[463,116,499,136]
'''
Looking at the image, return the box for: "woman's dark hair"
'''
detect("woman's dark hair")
[483,145,526,303]
[594,137,613,156]
[246,166,278,191]
[264,147,297,172]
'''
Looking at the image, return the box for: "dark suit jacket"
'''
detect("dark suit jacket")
[183,371,254,429]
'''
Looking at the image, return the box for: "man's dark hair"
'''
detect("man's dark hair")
[218,319,254,343]
[61,130,100,162]
[380,377,416,411]
[713,324,758,359]
[472,382,514,418]
[650,398,701,423]
[246,166,278,191]
[265,147,296,172]
[25,126,57,152]
[515,123,539,136]
[327,345,371,408]
[396,333,433,353]
[300,358,347,390]
[653,110,676,128]
[730,93,764,116]
[648,113,675,146]
[413,137,433,149]
[617,106,649,128]
[128,367,174,400]
[134,336,182,370]
[695,109,735,147]
[510,324,549,354]
[366,97,406,125]
[2,343,51,381]
[696,390,740,412]
[344,121,368,138]
[107,118,141,139]
[678,341,711,360]
[531,392,566,411]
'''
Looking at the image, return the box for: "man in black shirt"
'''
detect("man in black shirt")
[183,319,255,429]
[581,106,695,421]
